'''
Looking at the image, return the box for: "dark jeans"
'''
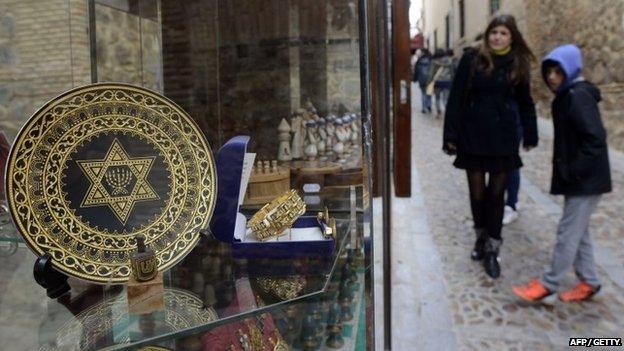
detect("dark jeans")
[506,124,524,210]
[506,169,520,209]
[419,85,431,111]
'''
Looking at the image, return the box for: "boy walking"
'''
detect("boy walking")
[512,44,612,303]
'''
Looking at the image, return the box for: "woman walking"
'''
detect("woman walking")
[414,48,433,113]
[443,15,538,278]
[429,49,454,118]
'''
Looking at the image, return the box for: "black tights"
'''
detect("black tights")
[466,170,508,240]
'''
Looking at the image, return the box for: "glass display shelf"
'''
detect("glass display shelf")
[0,212,352,351]
[240,186,365,215]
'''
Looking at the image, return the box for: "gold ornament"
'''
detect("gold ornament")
[317,207,336,238]
[255,275,306,300]
[246,319,265,350]
[248,189,305,241]
[5,83,217,283]
[55,288,217,349]
[77,139,159,223]
[272,339,290,351]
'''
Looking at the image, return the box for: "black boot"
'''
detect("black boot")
[483,238,502,278]
[470,228,487,261]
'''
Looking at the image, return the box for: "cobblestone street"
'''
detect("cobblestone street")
[398,87,624,350]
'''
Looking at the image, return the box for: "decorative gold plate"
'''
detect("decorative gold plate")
[6,83,217,283]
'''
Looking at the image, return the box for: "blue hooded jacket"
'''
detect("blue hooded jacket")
[541,44,582,93]
[541,44,611,196]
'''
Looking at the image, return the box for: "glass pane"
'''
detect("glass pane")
[95,1,142,83]
[139,0,162,91]
[0,0,373,349]
[0,0,90,233]
[0,0,90,142]
[94,0,162,89]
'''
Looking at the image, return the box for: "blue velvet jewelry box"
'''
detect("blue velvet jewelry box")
[209,136,335,259]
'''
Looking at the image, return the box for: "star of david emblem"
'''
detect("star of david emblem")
[77,139,160,224]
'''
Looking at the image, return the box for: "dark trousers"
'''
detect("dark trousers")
[505,124,524,210]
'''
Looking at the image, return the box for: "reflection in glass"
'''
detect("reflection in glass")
[95,0,162,91]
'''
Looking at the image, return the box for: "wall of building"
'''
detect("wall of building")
[95,3,162,91]
[326,0,361,114]
[0,0,162,143]
[423,0,450,51]
[526,0,624,149]
[0,0,90,142]
[461,0,490,45]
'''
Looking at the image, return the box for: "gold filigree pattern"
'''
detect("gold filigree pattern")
[248,189,306,241]
[6,83,217,283]
[77,139,159,224]
[55,288,217,350]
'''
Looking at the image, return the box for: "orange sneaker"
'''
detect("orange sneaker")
[558,282,601,302]
[512,279,556,304]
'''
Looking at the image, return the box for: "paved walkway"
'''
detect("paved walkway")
[387,86,624,350]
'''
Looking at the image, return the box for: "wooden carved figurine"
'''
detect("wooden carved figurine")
[277,118,292,161]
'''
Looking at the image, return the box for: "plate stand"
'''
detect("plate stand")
[33,253,70,299]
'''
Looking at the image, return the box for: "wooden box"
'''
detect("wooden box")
[243,166,290,205]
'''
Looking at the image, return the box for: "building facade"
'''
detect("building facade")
[422,0,624,151]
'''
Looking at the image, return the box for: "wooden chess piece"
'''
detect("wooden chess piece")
[342,263,354,291]
[284,305,298,335]
[347,250,358,283]
[338,279,353,322]
[317,118,328,160]
[307,302,324,340]
[300,315,319,351]
[278,118,293,161]
[325,302,344,348]
[291,111,305,159]
[263,160,270,174]
[333,119,346,163]
[304,120,318,161]
[350,114,360,148]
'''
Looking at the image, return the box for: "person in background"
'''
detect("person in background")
[503,105,523,225]
[443,14,538,279]
[512,44,611,303]
[428,49,454,118]
[413,48,433,113]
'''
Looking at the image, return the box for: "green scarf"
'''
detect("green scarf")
[491,45,511,56]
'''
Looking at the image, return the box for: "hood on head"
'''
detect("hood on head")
[541,44,583,92]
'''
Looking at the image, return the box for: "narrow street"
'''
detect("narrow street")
[388,86,624,350]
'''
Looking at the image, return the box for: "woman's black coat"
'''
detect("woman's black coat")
[550,80,612,195]
[443,50,538,156]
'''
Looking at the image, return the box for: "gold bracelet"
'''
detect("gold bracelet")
[248,189,306,241]
[255,275,307,300]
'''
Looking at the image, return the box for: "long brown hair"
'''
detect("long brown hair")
[475,14,535,84]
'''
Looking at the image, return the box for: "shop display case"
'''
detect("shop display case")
[0,0,374,350]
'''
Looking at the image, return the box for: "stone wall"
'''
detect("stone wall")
[95,3,162,91]
[0,0,161,143]
[508,0,624,150]
[326,0,361,114]
[0,0,90,142]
